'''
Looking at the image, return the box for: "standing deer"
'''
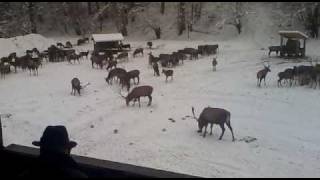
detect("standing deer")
[212,57,217,71]
[147,41,152,49]
[105,68,127,85]
[71,77,90,96]
[127,70,140,85]
[162,69,173,82]
[277,68,294,87]
[257,64,271,87]
[153,62,160,76]
[192,107,235,141]
[106,60,117,71]
[119,85,153,107]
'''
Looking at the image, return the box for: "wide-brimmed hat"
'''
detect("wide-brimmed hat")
[32,126,77,151]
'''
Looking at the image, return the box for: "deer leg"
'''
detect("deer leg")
[209,124,213,135]
[218,124,225,140]
[203,125,208,138]
[138,97,141,108]
[264,77,266,86]
[148,95,152,106]
[226,122,235,141]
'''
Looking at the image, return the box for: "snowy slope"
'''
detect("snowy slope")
[1,35,320,177]
[0,34,55,57]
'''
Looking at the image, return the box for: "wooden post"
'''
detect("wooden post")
[0,116,3,149]
[303,38,306,57]
[280,36,284,57]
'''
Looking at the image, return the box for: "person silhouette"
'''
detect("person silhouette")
[20,125,87,178]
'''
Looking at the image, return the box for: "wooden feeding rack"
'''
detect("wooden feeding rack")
[278,30,308,58]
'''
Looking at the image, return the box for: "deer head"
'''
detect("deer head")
[263,62,271,72]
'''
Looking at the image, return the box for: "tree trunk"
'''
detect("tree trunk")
[96,2,100,10]
[178,2,186,36]
[161,2,165,14]
[28,2,37,33]
[154,27,161,39]
[88,2,92,15]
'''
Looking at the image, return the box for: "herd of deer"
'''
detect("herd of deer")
[0,49,44,78]
[0,37,91,79]
[73,42,236,141]
[256,61,320,88]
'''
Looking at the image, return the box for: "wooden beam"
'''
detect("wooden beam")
[0,116,3,149]
[4,144,200,178]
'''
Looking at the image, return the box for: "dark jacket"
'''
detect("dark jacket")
[19,151,88,178]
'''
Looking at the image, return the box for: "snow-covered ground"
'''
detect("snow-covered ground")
[1,34,320,178]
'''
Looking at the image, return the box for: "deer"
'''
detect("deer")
[67,53,80,64]
[106,60,117,71]
[127,69,140,85]
[257,63,271,87]
[79,51,90,60]
[192,106,235,141]
[105,68,127,85]
[65,41,73,48]
[71,77,90,96]
[212,57,217,71]
[268,46,281,56]
[153,62,160,76]
[91,54,106,69]
[148,52,159,66]
[116,52,129,62]
[118,73,131,92]
[119,85,153,107]
[133,48,144,58]
[277,68,295,87]
[27,59,40,76]
[162,69,173,82]
[57,42,65,48]
[0,62,10,79]
[147,41,152,49]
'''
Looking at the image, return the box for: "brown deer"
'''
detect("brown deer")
[127,70,140,85]
[277,68,294,87]
[153,62,160,76]
[133,48,144,58]
[116,52,129,62]
[192,107,235,141]
[257,64,271,87]
[106,60,117,71]
[118,73,131,92]
[105,68,127,85]
[91,54,106,69]
[162,69,173,82]
[71,77,90,96]
[268,46,281,56]
[119,85,153,107]
[79,51,89,60]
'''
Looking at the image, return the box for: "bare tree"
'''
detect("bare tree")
[178,2,186,36]
[28,2,37,33]
[161,2,165,14]
[87,2,92,15]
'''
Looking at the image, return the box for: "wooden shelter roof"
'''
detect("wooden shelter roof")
[92,33,124,43]
[278,31,308,39]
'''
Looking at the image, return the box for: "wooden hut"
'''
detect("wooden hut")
[92,33,124,54]
[278,31,308,57]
